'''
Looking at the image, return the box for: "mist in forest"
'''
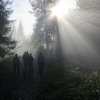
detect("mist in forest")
[11,0,100,66]
[11,21,36,57]
[58,14,100,66]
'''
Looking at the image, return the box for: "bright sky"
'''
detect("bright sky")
[51,0,77,18]
[10,0,77,39]
[10,0,36,38]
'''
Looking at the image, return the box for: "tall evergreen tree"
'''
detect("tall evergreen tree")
[30,0,59,56]
[12,25,16,39]
[17,21,25,45]
[0,0,17,58]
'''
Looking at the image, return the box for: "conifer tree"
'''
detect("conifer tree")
[12,25,16,38]
[0,0,17,58]
[30,0,57,56]
[17,21,25,45]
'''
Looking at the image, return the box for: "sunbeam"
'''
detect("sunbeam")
[51,0,77,18]
[57,16,100,64]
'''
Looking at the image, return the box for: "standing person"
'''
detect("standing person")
[26,51,29,67]
[38,53,45,76]
[23,52,27,78]
[29,54,34,76]
[23,51,29,77]
[23,52,26,68]
[13,54,20,76]
[26,52,30,75]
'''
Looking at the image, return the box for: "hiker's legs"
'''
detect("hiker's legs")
[29,64,31,76]
[39,65,43,76]
[41,65,43,76]
[23,62,26,78]
[31,64,33,75]
[39,65,41,75]
[13,64,16,76]
[17,64,20,76]
[24,62,28,76]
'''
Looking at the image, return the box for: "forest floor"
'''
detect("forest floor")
[0,60,40,100]
[1,56,100,100]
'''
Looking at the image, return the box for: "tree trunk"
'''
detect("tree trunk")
[55,16,62,60]
[45,27,49,57]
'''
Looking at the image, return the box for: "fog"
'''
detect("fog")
[11,0,100,66]
[13,13,100,66]
[11,23,36,57]
[58,14,100,66]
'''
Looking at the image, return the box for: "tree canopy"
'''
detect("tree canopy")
[30,0,59,56]
[0,0,17,58]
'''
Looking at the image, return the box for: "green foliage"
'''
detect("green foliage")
[0,56,14,80]
[0,0,17,58]
[36,58,100,100]
[0,56,24,79]
[1,55,100,99]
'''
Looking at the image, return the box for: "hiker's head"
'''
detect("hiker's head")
[30,53,32,56]
[40,53,42,55]
[15,54,17,57]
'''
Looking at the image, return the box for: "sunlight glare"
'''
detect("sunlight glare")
[51,0,77,18]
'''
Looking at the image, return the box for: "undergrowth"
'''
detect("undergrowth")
[0,56,24,79]
[36,58,100,100]
[1,56,100,99]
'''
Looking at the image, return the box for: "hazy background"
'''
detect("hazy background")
[9,0,100,65]
[10,0,36,38]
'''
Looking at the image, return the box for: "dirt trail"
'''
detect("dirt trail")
[0,62,40,100]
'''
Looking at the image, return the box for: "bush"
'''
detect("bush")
[37,57,100,100]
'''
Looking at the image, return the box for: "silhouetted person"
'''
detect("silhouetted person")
[23,51,29,77]
[23,52,27,77]
[23,52,26,67]
[29,54,34,76]
[38,53,45,76]
[13,54,20,76]
[26,51,29,67]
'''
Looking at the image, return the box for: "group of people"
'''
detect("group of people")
[13,52,45,77]
[23,51,34,77]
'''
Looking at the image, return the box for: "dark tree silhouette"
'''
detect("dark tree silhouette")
[30,0,61,56]
[12,25,16,39]
[0,0,17,58]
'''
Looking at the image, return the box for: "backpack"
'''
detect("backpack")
[38,55,45,65]
[38,55,44,63]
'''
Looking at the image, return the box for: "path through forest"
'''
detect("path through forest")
[0,61,40,100]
